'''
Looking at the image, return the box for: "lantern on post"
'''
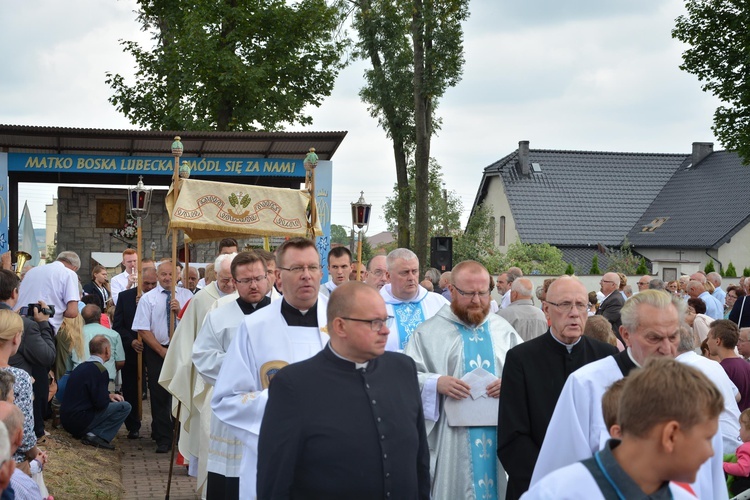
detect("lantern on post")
[126,175,152,421]
[350,192,372,281]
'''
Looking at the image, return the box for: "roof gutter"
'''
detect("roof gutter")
[705,249,723,273]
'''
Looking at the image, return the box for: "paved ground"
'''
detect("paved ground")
[119,399,199,500]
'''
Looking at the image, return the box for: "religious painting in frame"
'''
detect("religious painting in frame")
[96,199,126,228]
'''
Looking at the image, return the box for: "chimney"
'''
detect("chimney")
[691,142,713,167]
[518,140,530,176]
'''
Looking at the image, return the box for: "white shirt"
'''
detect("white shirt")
[17,260,80,332]
[131,284,193,345]
[110,270,133,306]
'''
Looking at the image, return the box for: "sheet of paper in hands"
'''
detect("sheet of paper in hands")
[444,367,499,427]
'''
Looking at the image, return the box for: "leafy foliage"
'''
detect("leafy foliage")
[565,263,575,275]
[673,1,750,163]
[106,0,349,131]
[704,259,716,274]
[744,267,750,277]
[636,257,649,275]
[589,255,601,275]
[603,240,642,275]
[452,203,502,272]
[502,242,567,276]
[725,261,738,278]
[330,224,350,245]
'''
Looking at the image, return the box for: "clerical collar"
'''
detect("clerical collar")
[280,299,318,327]
[328,343,368,370]
[549,331,582,353]
[626,347,641,368]
[236,295,270,315]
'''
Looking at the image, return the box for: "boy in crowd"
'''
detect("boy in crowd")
[523,358,722,499]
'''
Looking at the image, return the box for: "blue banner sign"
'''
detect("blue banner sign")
[9,153,306,177]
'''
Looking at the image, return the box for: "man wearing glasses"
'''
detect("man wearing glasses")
[257,280,430,499]
[404,260,522,500]
[497,277,617,499]
[531,290,727,500]
[596,272,625,342]
[380,248,449,351]
[364,255,389,290]
[193,251,271,499]
[213,237,329,500]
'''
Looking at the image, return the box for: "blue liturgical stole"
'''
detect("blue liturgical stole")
[392,302,425,349]
[457,321,498,500]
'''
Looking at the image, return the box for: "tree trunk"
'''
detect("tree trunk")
[394,140,410,249]
[412,0,430,271]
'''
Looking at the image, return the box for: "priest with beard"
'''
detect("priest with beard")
[404,260,523,500]
[192,251,271,499]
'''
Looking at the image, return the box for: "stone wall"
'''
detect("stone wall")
[55,187,226,278]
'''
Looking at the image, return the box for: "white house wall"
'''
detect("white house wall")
[718,221,750,273]
[486,175,519,251]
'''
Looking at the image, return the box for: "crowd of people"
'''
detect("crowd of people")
[1,237,750,499]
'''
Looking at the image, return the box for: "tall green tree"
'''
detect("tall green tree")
[382,159,463,245]
[673,1,750,163]
[352,0,469,266]
[503,242,567,276]
[106,0,348,131]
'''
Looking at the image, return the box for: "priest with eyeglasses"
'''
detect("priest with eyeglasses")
[212,238,329,500]
[404,260,523,500]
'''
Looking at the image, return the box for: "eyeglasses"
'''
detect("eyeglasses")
[341,316,394,331]
[546,301,590,313]
[234,275,267,285]
[452,285,490,299]
[369,269,386,277]
[278,265,321,274]
[638,282,649,287]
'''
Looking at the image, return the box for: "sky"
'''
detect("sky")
[1,0,722,236]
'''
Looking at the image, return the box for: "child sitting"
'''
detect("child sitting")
[724,408,750,495]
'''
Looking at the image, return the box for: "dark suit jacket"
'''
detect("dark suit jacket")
[730,296,750,329]
[497,331,617,500]
[257,347,430,500]
[596,291,625,340]
[82,281,111,309]
[1,302,55,375]
[113,287,138,362]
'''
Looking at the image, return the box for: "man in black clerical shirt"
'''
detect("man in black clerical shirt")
[497,277,617,499]
[257,281,430,500]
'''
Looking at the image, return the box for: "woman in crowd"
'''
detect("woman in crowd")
[686,298,712,344]
[666,280,679,295]
[726,285,747,319]
[82,265,112,311]
[54,314,84,403]
[0,309,45,469]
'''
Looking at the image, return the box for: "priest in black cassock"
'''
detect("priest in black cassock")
[497,277,617,500]
[257,281,430,500]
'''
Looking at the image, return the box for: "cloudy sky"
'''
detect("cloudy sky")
[1,0,721,235]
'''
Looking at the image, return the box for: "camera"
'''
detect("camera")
[26,303,55,318]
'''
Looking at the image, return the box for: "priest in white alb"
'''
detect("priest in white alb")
[158,252,236,488]
[193,251,271,499]
[405,260,522,500]
[530,290,727,500]
[211,238,329,500]
[380,248,448,351]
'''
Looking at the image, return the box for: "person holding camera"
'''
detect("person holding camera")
[0,270,55,440]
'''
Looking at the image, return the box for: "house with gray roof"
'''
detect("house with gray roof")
[469,141,750,278]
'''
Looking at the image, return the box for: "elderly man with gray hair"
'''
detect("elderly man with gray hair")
[380,248,448,351]
[497,278,547,341]
[16,250,81,332]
